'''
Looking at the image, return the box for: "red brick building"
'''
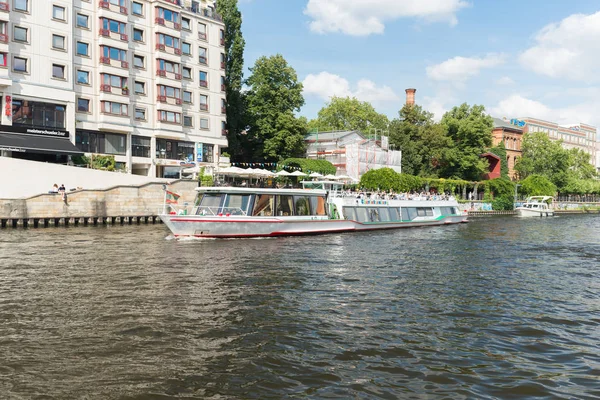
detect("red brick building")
[491,118,524,180]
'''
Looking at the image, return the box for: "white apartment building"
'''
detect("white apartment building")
[0,0,227,178]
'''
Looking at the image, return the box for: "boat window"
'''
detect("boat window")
[355,207,369,222]
[441,207,454,216]
[388,207,399,221]
[252,194,274,216]
[222,194,251,215]
[294,196,311,216]
[276,195,294,216]
[344,207,357,220]
[378,207,390,222]
[368,208,380,222]
[309,196,327,216]
[198,193,222,208]
[417,207,434,217]
[406,208,417,221]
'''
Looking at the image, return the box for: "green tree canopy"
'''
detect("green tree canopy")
[279,158,336,175]
[244,54,307,161]
[489,141,509,180]
[439,103,494,181]
[310,97,389,134]
[519,174,557,197]
[515,132,572,189]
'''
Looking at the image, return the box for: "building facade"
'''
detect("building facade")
[491,118,523,180]
[0,0,227,177]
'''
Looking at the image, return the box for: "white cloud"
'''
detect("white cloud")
[495,76,515,86]
[490,94,600,127]
[304,0,469,36]
[519,11,600,82]
[426,54,506,82]
[303,72,399,104]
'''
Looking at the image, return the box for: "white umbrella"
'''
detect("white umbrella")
[289,170,307,177]
[324,174,339,180]
[257,169,275,177]
[309,172,323,178]
[336,174,351,180]
[275,170,292,176]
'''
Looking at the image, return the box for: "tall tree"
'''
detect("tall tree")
[439,103,494,180]
[311,97,389,134]
[244,54,307,161]
[216,0,246,160]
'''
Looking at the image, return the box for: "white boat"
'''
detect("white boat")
[159,181,468,238]
[515,196,555,217]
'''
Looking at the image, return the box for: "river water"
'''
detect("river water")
[0,215,599,399]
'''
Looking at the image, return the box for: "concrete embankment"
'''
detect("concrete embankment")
[0,180,197,228]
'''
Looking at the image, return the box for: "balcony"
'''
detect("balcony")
[120,34,128,41]
[221,106,226,114]
[156,44,166,51]
[184,6,223,23]
[157,95,167,103]
[220,62,225,69]
[121,61,128,68]
[100,84,111,93]
[199,32,207,41]
[122,88,129,95]
[99,28,110,37]
[98,0,127,15]
[100,56,111,64]
[0,33,7,43]
[200,80,208,88]
[199,56,207,65]
[174,73,182,80]
[220,38,225,46]
[221,129,227,136]
[174,48,181,55]
[200,104,208,111]
[175,98,182,105]
[155,17,165,26]
[0,1,9,12]
[156,69,167,77]
[174,23,181,30]
[221,84,225,92]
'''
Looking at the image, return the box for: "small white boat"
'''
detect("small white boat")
[159,181,468,239]
[515,196,555,217]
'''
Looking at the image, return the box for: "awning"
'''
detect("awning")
[0,133,83,156]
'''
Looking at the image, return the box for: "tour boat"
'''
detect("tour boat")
[515,196,555,217]
[159,181,468,238]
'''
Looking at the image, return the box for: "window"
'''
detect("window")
[199,71,208,87]
[101,18,126,34]
[182,42,191,55]
[156,139,193,160]
[76,41,89,56]
[253,194,274,216]
[0,21,6,37]
[182,66,191,80]
[181,17,190,31]
[12,99,66,129]
[221,120,226,135]
[14,26,27,42]
[183,91,192,104]
[13,56,27,72]
[76,70,89,84]
[156,7,179,23]
[53,5,65,20]
[219,29,225,45]
[220,75,226,91]
[101,101,128,116]
[134,108,146,121]
[76,13,89,28]
[198,47,207,64]
[14,0,27,11]
[133,54,144,68]
[200,118,209,129]
[0,53,6,67]
[157,33,179,49]
[158,85,180,99]
[158,59,180,74]
[132,135,150,157]
[52,64,65,79]
[134,81,145,94]
[101,73,127,90]
[52,34,65,50]
[76,130,127,155]
[77,98,90,112]
[183,116,193,127]
[200,94,208,111]
[102,46,127,61]
[158,110,181,124]
[198,23,206,40]
[132,1,143,15]
[133,28,143,41]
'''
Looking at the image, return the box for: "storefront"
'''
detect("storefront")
[0,125,82,163]
[155,138,195,178]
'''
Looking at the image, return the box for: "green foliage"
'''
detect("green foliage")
[279,158,335,175]
[244,54,307,161]
[216,0,246,160]
[439,103,494,180]
[492,196,515,211]
[72,155,117,171]
[197,167,214,187]
[519,174,557,196]
[360,168,401,191]
[486,178,515,198]
[311,97,390,133]
[397,174,423,192]
[489,141,509,180]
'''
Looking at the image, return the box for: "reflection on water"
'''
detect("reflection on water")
[0,215,599,398]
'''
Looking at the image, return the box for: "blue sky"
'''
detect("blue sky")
[238,0,600,132]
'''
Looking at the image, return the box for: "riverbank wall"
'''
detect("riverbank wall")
[0,180,197,228]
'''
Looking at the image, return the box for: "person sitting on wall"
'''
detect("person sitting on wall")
[58,184,67,201]
[50,184,59,194]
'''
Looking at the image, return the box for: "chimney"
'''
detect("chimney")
[405,88,416,106]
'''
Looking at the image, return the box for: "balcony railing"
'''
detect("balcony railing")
[200,80,208,88]
[220,38,225,46]
[99,28,110,37]
[0,1,9,11]
[199,32,207,41]
[100,56,110,64]
[221,129,227,136]
[100,84,111,92]
[175,98,182,105]
[155,17,165,26]
[184,6,223,22]
[99,0,109,9]
[221,106,226,114]
[199,56,207,65]
[122,88,129,95]
[121,61,128,68]
[120,6,127,14]
[156,44,165,51]
[157,95,167,102]
[120,33,128,41]
[220,62,225,69]
[174,73,182,80]
[221,84,225,92]
[0,33,7,43]
[173,23,181,30]
[200,104,208,111]
[156,69,166,77]
[174,48,181,55]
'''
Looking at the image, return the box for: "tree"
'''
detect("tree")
[489,141,509,180]
[311,97,389,134]
[519,175,557,196]
[217,0,246,160]
[244,54,306,161]
[514,132,571,188]
[389,104,452,177]
[439,103,494,181]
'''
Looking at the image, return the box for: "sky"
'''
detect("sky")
[237,0,600,135]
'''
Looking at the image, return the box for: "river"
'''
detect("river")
[0,215,599,399]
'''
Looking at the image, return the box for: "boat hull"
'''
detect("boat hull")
[159,214,468,238]
[516,208,554,217]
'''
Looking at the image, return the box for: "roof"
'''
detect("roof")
[305,130,365,142]
[0,132,83,156]
[492,118,523,132]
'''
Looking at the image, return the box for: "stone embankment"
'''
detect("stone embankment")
[0,180,197,228]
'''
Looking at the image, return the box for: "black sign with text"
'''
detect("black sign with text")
[0,124,70,138]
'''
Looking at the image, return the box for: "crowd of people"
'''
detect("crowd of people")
[342,190,456,202]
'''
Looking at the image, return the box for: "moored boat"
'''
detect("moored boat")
[159,181,468,238]
[515,196,555,217]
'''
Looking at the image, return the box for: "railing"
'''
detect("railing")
[100,84,111,92]
[199,56,207,64]
[0,33,7,43]
[198,32,207,40]
[200,104,208,111]
[183,6,223,22]
[163,204,246,217]
[0,1,9,11]
[200,80,208,88]
[220,62,225,69]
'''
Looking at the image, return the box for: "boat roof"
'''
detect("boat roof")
[525,196,553,201]
[195,186,327,195]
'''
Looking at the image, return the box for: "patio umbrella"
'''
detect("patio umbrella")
[275,170,292,176]
[289,170,307,177]
[324,174,339,180]
[308,172,323,178]
[336,174,351,181]
[257,169,275,177]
